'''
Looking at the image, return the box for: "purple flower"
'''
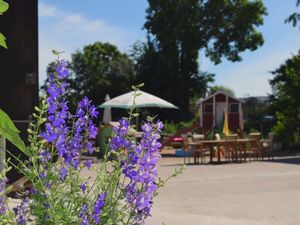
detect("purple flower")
[38,149,51,164]
[0,177,8,216]
[84,160,92,170]
[13,198,30,225]
[42,60,99,175]
[79,182,87,194]
[110,118,163,224]
[93,193,106,224]
[80,215,89,225]
[55,60,69,78]
[39,172,46,179]
[79,203,89,218]
[59,167,68,180]
[89,105,99,118]
[79,96,90,108]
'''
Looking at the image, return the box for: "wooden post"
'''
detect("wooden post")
[226,95,229,115]
[199,103,203,127]
[212,95,216,129]
[239,102,244,130]
[0,135,5,171]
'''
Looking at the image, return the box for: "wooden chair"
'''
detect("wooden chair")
[192,135,210,164]
[224,134,238,162]
[192,134,205,142]
[182,136,192,164]
[248,133,264,160]
[215,133,225,161]
[261,132,274,160]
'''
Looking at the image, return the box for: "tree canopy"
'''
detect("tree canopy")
[270,52,300,148]
[139,0,267,120]
[285,0,300,29]
[45,42,135,113]
[209,85,235,97]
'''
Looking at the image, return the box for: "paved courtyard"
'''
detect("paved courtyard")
[8,156,300,224]
[148,156,300,225]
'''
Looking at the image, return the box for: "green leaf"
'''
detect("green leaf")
[52,49,65,56]
[0,33,7,49]
[0,0,9,15]
[0,109,29,156]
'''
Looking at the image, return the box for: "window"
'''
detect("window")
[229,103,239,113]
[204,103,213,113]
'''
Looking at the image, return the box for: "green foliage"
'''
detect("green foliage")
[285,0,300,29]
[138,0,266,120]
[0,0,9,49]
[164,119,197,135]
[0,109,28,156]
[270,52,300,149]
[0,0,8,14]
[0,33,7,49]
[209,85,235,97]
[243,97,274,137]
[131,41,214,121]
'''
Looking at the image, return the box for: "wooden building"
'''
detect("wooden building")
[198,91,244,133]
[0,0,38,182]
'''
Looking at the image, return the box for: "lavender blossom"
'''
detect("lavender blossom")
[40,60,99,178]
[111,118,163,224]
[93,193,106,224]
[13,198,30,225]
[0,177,8,216]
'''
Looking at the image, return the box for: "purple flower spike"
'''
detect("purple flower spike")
[59,167,68,180]
[84,160,92,170]
[111,118,163,224]
[79,182,87,194]
[42,60,99,178]
[0,177,8,216]
[93,193,106,224]
[13,198,30,225]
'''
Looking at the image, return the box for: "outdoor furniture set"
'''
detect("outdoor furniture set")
[184,132,274,164]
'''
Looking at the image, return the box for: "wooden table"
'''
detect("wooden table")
[190,139,255,164]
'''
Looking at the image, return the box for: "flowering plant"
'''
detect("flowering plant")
[0,59,183,225]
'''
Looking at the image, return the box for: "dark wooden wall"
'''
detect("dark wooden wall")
[0,0,38,182]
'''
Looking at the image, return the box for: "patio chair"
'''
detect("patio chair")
[191,134,209,164]
[214,133,225,160]
[248,133,264,160]
[261,132,274,160]
[192,134,205,142]
[182,135,192,164]
[224,134,238,162]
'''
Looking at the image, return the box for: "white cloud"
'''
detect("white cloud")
[38,2,139,87]
[39,2,60,17]
[200,41,300,97]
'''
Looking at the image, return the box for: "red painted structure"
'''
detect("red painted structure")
[198,91,244,133]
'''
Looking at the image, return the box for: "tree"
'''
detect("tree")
[209,85,235,97]
[131,41,214,121]
[270,52,300,148]
[142,0,267,120]
[44,42,136,112]
[285,0,300,29]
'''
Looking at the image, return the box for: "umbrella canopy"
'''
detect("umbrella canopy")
[98,91,178,109]
[222,109,230,136]
[102,94,112,124]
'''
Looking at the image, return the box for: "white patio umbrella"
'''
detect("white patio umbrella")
[102,94,112,124]
[98,91,178,109]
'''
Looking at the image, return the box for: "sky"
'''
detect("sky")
[39,0,300,98]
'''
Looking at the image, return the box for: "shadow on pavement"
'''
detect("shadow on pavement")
[266,156,300,165]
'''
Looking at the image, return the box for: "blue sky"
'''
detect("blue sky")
[39,0,300,97]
